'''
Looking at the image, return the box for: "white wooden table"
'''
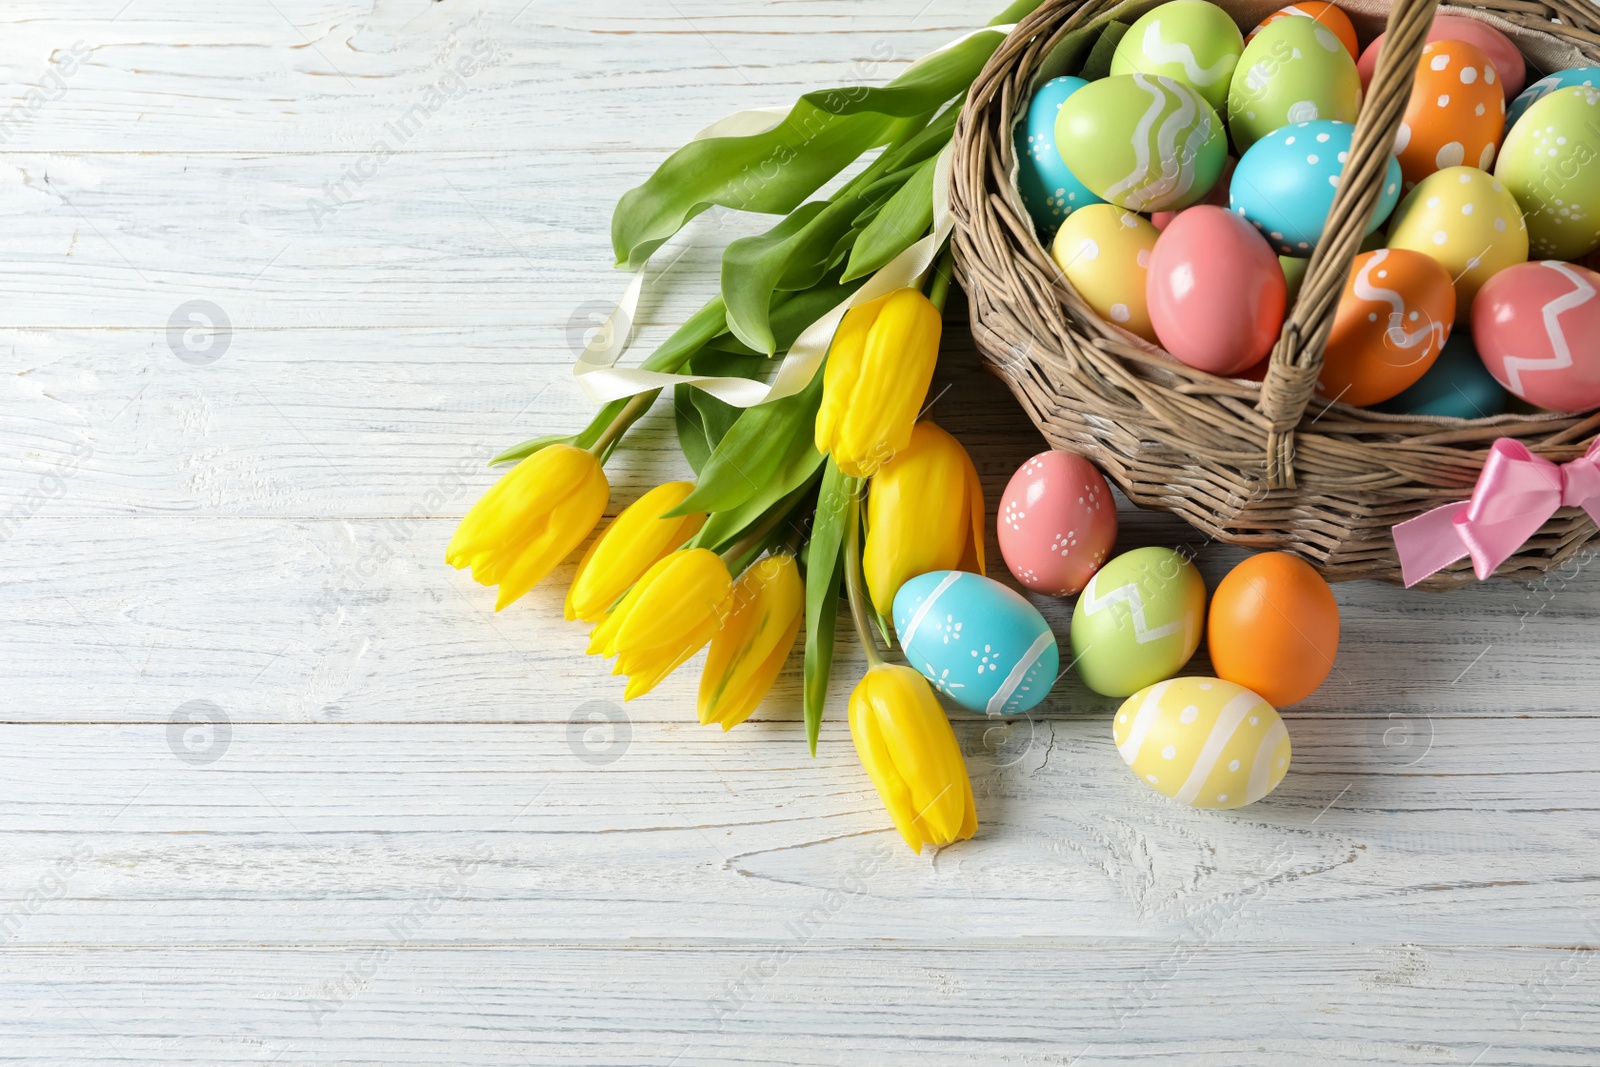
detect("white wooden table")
[4,2,1599,1063]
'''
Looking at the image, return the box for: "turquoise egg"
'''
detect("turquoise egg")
[1507,66,1600,129]
[1373,333,1508,418]
[893,571,1059,716]
[1230,120,1401,255]
[1015,76,1104,238]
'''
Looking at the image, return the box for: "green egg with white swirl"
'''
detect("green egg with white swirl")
[1227,15,1361,153]
[1111,0,1244,112]
[1054,74,1227,212]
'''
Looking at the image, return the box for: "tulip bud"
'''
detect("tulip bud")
[698,554,803,730]
[848,664,977,853]
[863,421,985,616]
[588,548,733,700]
[446,444,609,611]
[815,288,942,479]
[566,481,707,623]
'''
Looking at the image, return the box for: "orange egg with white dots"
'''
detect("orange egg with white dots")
[1394,40,1506,189]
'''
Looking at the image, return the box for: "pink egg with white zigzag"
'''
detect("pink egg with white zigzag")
[997,451,1118,597]
[1472,261,1600,413]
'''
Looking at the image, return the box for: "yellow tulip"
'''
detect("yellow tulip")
[565,481,706,623]
[848,664,977,853]
[815,287,942,478]
[446,444,609,611]
[863,421,985,616]
[698,554,803,730]
[588,548,732,700]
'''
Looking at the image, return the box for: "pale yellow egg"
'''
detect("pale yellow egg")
[1113,676,1291,809]
[1051,205,1161,343]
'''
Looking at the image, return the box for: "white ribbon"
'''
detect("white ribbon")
[573,24,1017,409]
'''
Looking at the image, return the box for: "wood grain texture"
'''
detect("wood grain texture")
[2,1,1599,1064]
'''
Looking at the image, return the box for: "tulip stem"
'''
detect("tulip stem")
[843,480,885,669]
[587,390,656,458]
[925,243,955,314]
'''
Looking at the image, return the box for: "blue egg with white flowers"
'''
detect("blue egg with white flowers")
[893,570,1058,716]
[1374,332,1507,419]
[1230,120,1402,256]
[1507,67,1600,129]
[1014,76,1104,240]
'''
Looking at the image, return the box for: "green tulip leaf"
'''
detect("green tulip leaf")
[672,349,772,474]
[843,152,938,281]
[671,354,826,518]
[1080,21,1130,80]
[674,389,713,475]
[804,460,852,755]
[611,28,1011,271]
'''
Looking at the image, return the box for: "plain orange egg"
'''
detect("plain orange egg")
[1208,552,1340,707]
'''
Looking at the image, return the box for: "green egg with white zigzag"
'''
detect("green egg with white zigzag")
[1111,0,1244,112]
[1055,73,1228,212]
[1071,546,1207,697]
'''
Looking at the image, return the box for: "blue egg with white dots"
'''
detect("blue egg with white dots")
[893,571,1058,716]
[1507,67,1600,130]
[1014,76,1104,240]
[1374,332,1508,419]
[1229,120,1402,256]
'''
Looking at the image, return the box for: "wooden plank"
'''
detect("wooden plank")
[1,718,1598,947]
[0,1,983,151]
[0,944,1594,1065]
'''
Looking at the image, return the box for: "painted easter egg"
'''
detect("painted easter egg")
[1148,205,1287,375]
[1495,86,1600,262]
[1247,2,1358,60]
[1231,120,1402,255]
[1359,14,1525,100]
[1281,255,1309,304]
[1110,0,1245,112]
[893,571,1059,716]
[1373,332,1508,418]
[1394,40,1506,189]
[1318,249,1456,406]
[1387,167,1528,321]
[1015,76,1105,238]
[1114,677,1291,809]
[1055,74,1228,212]
[1472,261,1600,412]
[1227,16,1362,153]
[1507,66,1600,129]
[1051,206,1161,342]
[1071,546,1206,698]
[1208,552,1339,707]
[1152,156,1235,230]
[998,451,1119,597]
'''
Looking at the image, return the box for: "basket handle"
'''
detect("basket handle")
[1257,0,1441,489]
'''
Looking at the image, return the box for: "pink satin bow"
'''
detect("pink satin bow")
[1393,437,1600,587]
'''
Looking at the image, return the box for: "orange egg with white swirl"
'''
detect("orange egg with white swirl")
[1317,249,1456,406]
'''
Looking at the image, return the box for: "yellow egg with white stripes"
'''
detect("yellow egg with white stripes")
[1113,677,1291,809]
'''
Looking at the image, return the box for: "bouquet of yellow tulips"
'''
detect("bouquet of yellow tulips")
[447,0,1052,853]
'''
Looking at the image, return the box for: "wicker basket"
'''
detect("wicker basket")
[951,0,1600,587]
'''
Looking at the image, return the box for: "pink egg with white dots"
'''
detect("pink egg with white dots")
[998,451,1118,597]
